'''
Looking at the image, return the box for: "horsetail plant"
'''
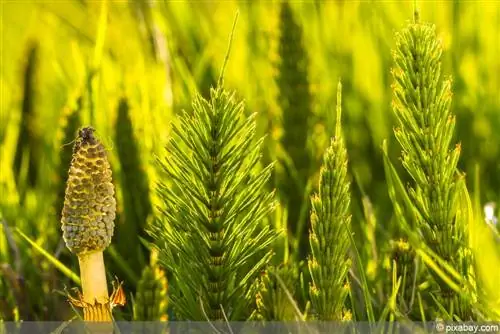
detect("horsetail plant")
[61,127,125,322]
[391,10,474,319]
[252,263,302,321]
[114,98,152,278]
[13,42,41,193]
[133,248,168,321]
[149,16,278,320]
[276,1,313,259]
[308,81,352,321]
[387,238,417,315]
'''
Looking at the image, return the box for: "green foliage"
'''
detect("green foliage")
[113,97,152,280]
[149,77,278,319]
[133,249,168,321]
[54,94,83,223]
[252,263,302,321]
[308,82,351,320]
[390,11,474,319]
[276,1,313,259]
[386,238,417,316]
[13,42,41,194]
[1,0,499,324]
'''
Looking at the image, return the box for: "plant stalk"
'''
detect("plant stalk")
[79,251,109,306]
[79,251,113,322]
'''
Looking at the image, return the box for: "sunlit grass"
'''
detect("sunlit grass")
[0,0,499,324]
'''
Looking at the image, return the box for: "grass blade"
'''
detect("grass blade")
[15,228,80,285]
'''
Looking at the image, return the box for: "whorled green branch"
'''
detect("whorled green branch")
[308,81,352,321]
[252,263,301,321]
[133,249,168,321]
[149,81,277,320]
[391,11,473,319]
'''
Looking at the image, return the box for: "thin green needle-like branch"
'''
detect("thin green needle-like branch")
[391,9,474,320]
[308,81,352,321]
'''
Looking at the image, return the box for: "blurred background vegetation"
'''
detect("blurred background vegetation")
[0,0,499,321]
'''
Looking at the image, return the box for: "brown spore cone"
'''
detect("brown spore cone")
[61,126,116,255]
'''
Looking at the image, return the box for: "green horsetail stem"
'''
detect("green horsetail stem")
[114,98,152,276]
[150,82,277,320]
[133,249,168,321]
[149,16,278,320]
[61,126,125,323]
[308,81,352,320]
[391,11,473,319]
[276,1,313,258]
[253,263,301,321]
[388,238,416,314]
[13,42,40,191]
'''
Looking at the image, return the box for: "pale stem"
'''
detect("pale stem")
[78,251,109,305]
